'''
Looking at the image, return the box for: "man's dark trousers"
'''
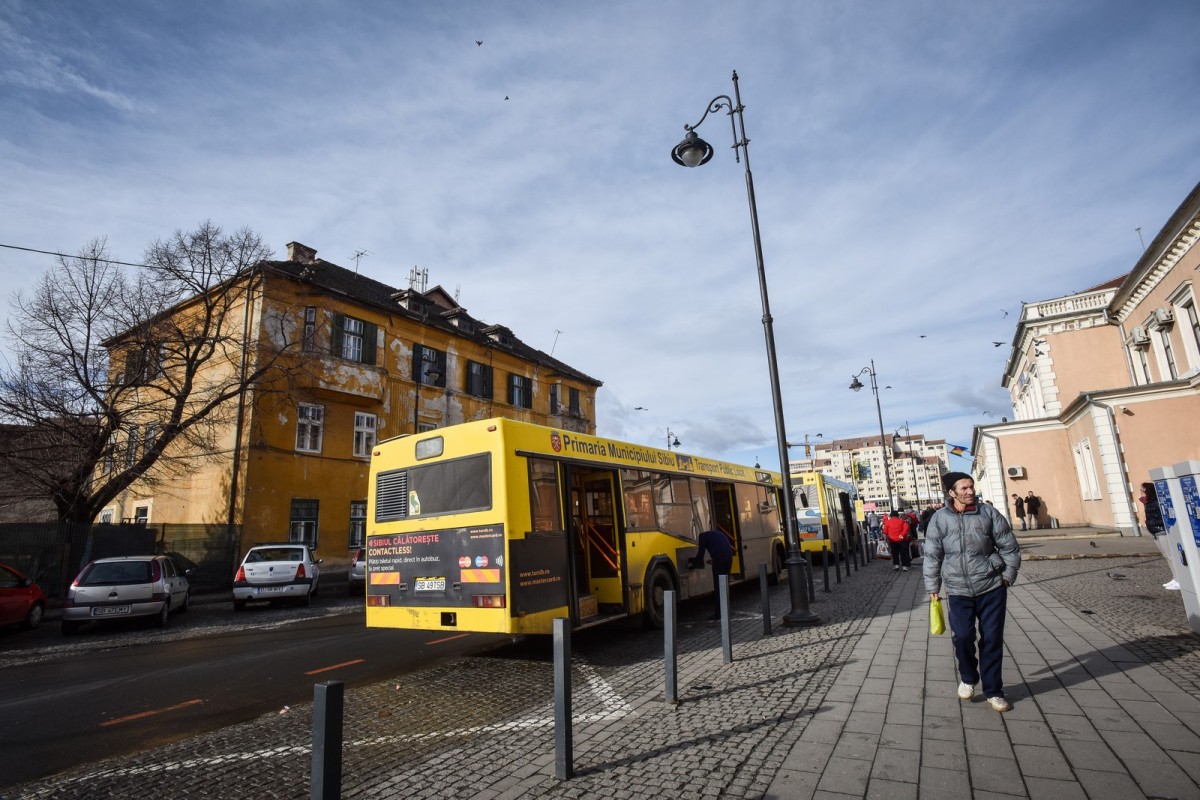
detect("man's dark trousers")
[947,585,1007,699]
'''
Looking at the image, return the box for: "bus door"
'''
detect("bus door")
[711,483,743,577]
[565,467,625,621]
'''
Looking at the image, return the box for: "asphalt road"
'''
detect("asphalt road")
[0,595,508,789]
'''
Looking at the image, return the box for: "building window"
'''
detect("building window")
[353,412,377,457]
[296,404,324,452]
[331,313,377,365]
[99,509,114,524]
[126,425,140,467]
[349,500,366,548]
[569,387,581,416]
[303,307,317,352]
[413,344,447,386]
[133,505,150,525]
[1072,439,1101,501]
[1182,298,1200,371]
[1134,343,1152,385]
[549,383,560,414]
[290,499,319,545]
[1159,328,1178,379]
[508,374,532,408]
[466,360,493,399]
[416,421,438,433]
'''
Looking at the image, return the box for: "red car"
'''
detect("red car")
[0,563,47,631]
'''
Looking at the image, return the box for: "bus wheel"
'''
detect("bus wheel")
[642,565,676,629]
[769,546,786,586]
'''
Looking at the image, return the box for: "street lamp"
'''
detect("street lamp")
[666,427,681,450]
[849,360,895,513]
[672,70,819,627]
[893,420,925,511]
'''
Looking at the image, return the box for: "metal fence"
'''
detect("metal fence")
[0,522,241,600]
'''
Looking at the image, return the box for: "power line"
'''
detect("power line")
[0,242,153,270]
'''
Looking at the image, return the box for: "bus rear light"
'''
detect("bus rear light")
[472,594,506,609]
[366,595,390,607]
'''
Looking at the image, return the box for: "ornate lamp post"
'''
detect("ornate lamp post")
[849,360,896,513]
[672,70,819,626]
[666,428,681,450]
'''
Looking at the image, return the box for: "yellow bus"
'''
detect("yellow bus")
[792,472,860,558]
[364,418,790,635]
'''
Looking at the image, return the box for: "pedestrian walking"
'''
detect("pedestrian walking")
[1025,491,1041,529]
[1011,493,1027,531]
[688,529,734,619]
[882,511,912,572]
[867,511,881,544]
[925,472,1021,713]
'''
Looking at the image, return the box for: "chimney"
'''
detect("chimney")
[286,242,317,264]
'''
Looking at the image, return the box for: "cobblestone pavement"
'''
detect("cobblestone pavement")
[5,549,1200,799]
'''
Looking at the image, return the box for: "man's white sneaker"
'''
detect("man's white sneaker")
[893,566,900,571]
[902,567,909,572]
[957,682,975,700]
[987,696,1012,712]
[1164,579,1181,590]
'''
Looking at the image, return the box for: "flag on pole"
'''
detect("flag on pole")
[949,444,970,456]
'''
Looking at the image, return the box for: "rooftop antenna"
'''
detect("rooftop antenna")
[550,329,562,357]
[407,266,429,293]
[454,284,461,305]
[350,249,371,273]
[1135,226,1146,252]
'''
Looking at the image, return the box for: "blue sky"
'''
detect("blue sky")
[2,0,1198,472]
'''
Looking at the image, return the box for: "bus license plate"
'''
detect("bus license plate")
[414,577,446,592]
[93,605,131,616]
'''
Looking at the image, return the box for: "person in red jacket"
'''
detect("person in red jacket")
[883,510,912,572]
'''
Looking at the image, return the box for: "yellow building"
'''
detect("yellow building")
[102,241,602,565]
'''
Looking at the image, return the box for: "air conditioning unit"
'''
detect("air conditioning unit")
[1129,326,1150,346]
[1153,307,1174,326]
[1007,466,1026,479]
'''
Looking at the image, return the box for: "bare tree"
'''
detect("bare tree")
[0,222,300,522]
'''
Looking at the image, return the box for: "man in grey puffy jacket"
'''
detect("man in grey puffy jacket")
[924,472,1021,712]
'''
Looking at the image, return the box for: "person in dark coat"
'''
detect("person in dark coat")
[1011,493,1027,531]
[688,530,734,619]
[1024,491,1041,529]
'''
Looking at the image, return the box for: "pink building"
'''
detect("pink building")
[974,181,1200,534]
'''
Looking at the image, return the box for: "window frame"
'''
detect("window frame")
[508,373,532,409]
[466,360,494,399]
[296,403,325,453]
[353,412,377,457]
[348,500,366,548]
[290,498,320,546]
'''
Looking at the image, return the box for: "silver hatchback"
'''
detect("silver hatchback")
[62,555,191,635]
[233,544,321,609]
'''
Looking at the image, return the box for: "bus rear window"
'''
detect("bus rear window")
[375,454,492,521]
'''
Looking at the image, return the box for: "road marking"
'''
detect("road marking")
[305,658,365,675]
[425,633,470,645]
[99,699,204,727]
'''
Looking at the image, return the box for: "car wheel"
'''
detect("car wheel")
[300,588,312,606]
[311,579,320,598]
[233,599,247,611]
[61,620,80,636]
[22,602,45,631]
[178,590,190,613]
[155,601,170,628]
[642,564,676,629]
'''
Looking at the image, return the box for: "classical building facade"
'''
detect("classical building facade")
[101,242,602,563]
[973,181,1200,533]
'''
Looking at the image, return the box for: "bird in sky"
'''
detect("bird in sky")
[634,406,648,411]
[884,385,892,389]
[993,341,1003,347]
[476,40,483,46]
[505,95,509,100]
[982,410,990,415]
[1001,309,1009,317]
[919,334,927,338]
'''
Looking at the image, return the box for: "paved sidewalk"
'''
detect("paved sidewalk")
[5,545,1198,799]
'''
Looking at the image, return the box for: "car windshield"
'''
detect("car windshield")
[246,547,305,564]
[81,561,152,585]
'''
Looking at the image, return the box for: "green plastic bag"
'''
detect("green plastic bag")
[930,597,946,636]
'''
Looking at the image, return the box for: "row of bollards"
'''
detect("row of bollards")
[310,532,878,793]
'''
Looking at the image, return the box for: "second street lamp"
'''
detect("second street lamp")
[672,71,819,627]
[850,360,896,513]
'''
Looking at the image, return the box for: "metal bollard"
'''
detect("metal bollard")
[804,550,816,603]
[719,574,732,664]
[759,563,772,636]
[822,544,830,592]
[664,590,678,704]
[554,618,573,780]
[311,681,344,800]
[834,541,842,585]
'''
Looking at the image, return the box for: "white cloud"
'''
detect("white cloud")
[2,0,1198,471]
